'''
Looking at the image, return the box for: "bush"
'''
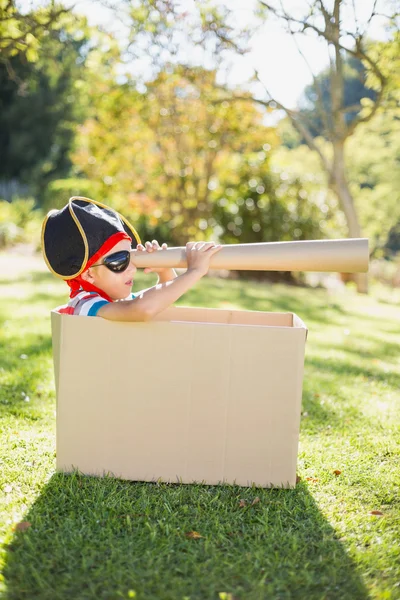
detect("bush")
[42,178,102,212]
[0,199,43,249]
[211,154,337,245]
[370,256,400,287]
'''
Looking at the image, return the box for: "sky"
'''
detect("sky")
[19,0,394,109]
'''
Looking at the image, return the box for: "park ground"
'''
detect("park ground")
[0,249,399,600]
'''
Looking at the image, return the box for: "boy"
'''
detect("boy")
[41,196,222,320]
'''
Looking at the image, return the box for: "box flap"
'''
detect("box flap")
[153,305,299,328]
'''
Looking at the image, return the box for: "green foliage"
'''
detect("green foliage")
[271,120,400,256]
[298,57,377,140]
[0,9,92,198]
[1,1,398,259]
[386,223,400,256]
[0,0,70,62]
[0,199,42,248]
[211,151,333,246]
[364,33,400,108]
[42,178,102,213]
[347,108,400,255]
[123,0,247,81]
[72,65,278,245]
[269,143,346,238]
[277,117,302,149]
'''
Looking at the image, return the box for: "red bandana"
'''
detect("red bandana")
[67,231,132,302]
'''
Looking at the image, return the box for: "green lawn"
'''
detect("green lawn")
[0,251,399,600]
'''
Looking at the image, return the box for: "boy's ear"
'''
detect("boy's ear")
[81,268,94,283]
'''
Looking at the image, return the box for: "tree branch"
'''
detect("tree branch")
[367,0,379,27]
[217,69,333,177]
[316,0,330,26]
[346,84,384,135]
[258,0,388,143]
[286,23,332,140]
[351,0,361,37]
[342,103,362,113]
[0,57,28,95]
[0,6,71,59]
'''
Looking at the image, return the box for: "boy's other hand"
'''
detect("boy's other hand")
[185,241,222,277]
[136,240,176,281]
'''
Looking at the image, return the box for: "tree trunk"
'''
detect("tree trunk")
[330,141,369,293]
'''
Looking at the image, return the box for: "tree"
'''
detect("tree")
[346,107,400,255]
[298,56,377,139]
[212,150,337,244]
[113,0,250,80]
[229,0,397,292]
[0,0,70,90]
[137,67,276,243]
[279,33,400,257]
[365,31,400,256]
[71,65,277,245]
[0,11,92,200]
[111,0,398,291]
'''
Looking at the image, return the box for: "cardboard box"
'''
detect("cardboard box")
[52,306,307,488]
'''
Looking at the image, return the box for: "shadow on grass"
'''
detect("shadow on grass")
[307,356,400,390]
[183,282,344,327]
[1,268,349,329]
[313,337,400,366]
[17,277,347,329]
[3,473,369,600]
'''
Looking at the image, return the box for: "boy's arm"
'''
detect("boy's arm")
[97,242,221,322]
[157,268,177,284]
[97,268,202,322]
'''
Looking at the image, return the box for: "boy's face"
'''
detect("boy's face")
[83,239,137,300]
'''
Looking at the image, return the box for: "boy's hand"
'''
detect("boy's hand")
[185,241,222,277]
[136,240,176,282]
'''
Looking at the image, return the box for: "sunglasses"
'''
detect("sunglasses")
[91,250,132,273]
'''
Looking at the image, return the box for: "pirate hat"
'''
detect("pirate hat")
[41,196,141,279]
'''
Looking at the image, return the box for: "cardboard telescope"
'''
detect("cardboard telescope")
[132,238,369,273]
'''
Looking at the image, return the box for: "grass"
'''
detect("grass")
[0,251,399,600]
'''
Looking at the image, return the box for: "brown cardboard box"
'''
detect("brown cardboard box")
[52,306,307,488]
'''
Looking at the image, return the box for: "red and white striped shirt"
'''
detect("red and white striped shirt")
[56,291,136,317]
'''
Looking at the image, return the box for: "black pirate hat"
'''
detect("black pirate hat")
[41,197,141,279]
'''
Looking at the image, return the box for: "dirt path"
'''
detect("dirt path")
[0,245,46,280]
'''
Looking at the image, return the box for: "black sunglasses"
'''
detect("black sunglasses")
[91,250,132,273]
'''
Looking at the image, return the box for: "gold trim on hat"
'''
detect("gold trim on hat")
[41,209,61,278]
[67,198,90,278]
[69,196,141,246]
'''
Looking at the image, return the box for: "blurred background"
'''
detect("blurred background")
[1,0,399,293]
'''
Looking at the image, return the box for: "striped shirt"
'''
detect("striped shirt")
[56,291,136,317]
